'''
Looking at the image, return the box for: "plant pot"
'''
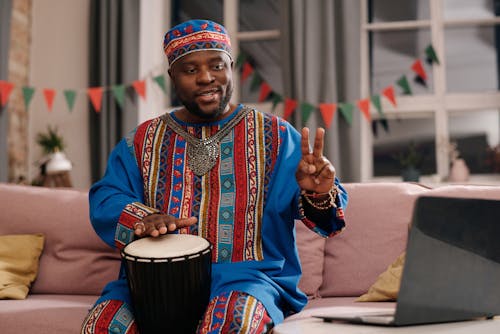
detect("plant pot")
[401,166,420,182]
[46,152,72,174]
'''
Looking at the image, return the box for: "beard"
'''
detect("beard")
[181,85,233,121]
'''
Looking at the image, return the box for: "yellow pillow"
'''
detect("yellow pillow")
[0,234,45,299]
[356,252,405,302]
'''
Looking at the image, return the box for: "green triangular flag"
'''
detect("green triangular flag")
[250,72,262,92]
[271,93,283,112]
[371,95,384,117]
[300,102,316,125]
[63,90,77,111]
[338,103,353,125]
[22,86,35,109]
[396,75,412,95]
[425,44,440,65]
[236,53,248,69]
[111,85,126,108]
[153,75,166,93]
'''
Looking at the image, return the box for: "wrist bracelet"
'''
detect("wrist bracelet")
[301,185,338,210]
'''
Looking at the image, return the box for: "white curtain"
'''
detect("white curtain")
[280,0,362,181]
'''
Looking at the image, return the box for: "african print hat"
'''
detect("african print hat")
[163,19,232,66]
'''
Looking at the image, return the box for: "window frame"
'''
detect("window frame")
[360,0,500,182]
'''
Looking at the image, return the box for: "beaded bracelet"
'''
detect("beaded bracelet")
[301,185,338,210]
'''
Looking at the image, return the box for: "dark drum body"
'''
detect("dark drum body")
[121,234,212,334]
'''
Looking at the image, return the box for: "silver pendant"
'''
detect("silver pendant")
[187,142,220,175]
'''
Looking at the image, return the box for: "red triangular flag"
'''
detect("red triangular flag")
[132,80,146,100]
[87,87,103,112]
[43,89,56,112]
[319,103,336,128]
[411,59,427,81]
[283,98,298,120]
[241,62,254,83]
[258,82,272,102]
[357,98,371,122]
[0,80,14,107]
[382,85,397,107]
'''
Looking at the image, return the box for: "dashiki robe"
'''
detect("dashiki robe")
[89,104,348,325]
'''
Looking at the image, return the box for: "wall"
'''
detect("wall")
[29,0,91,189]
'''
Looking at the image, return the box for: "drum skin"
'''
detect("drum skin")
[121,234,212,334]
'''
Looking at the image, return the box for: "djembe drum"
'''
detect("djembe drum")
[121,234,212,334]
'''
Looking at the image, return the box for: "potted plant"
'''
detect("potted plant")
[36,126,72,175]
[394,142,423,182]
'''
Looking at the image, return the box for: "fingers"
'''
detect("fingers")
[312,128,325,158]
[301,127,312,159]
[134,215,198,237]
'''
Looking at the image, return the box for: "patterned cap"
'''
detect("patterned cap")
[163,19,232,66]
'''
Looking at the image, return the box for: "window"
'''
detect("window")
[361,0,500,183]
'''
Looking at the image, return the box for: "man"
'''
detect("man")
[82,19,347,334]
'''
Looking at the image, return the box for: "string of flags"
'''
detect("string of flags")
[0,44,440,135]
[236,43,440,134]
[0,74,167,113]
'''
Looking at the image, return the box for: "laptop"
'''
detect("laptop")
[314,196,500,326]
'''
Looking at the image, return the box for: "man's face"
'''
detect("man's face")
[169,50,234,121]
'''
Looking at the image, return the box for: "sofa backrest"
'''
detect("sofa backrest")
[0,183,121,295]
[318,182,429,297]
[297,182,500,299]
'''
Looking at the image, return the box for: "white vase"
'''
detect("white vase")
[448,158,469,182]
[46,152,72,174]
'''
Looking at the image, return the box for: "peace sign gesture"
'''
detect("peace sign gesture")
[295,127,336,194]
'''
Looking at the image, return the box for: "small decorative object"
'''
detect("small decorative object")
[447,142,469,182]
[394,142,423,182]
[35,126,72,187]
[485,144,500,173]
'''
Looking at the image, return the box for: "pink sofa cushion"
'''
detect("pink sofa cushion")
[295,221,326,297]
[0,184,120,295]
[319,182,428,297]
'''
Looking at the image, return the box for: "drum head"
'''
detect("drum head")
[122,234,210,260]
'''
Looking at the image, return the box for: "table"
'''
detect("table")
[274,316,500,334]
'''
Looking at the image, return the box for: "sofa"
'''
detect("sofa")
[1,181,499,333]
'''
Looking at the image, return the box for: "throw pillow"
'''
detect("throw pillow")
[0,234,45,299]
[356,252,405,302]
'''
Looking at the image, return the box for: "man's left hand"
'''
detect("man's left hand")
[295,127,336,193]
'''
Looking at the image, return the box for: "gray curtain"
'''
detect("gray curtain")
[0,0,12,183]
[89,0,140,182]
[281,0,362,181]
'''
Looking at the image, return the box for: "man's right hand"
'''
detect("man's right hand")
[133,214,198,237]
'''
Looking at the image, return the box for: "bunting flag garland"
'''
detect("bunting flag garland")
[319,103,336,128]
[338,103,354,125]
[283,98,298,120]
[411,59,427,87]
[111,84,126,108]
[300,102,316,125]
[22,86,35,109]
[63,90,77,112]
[241,62,254,83]
[250,72,262,92]
[0,80,14,107]
[153,75,166,93]
[425,44,440,65]
[43,89,56,112]
[132,80,146,101]
[396,75,412,95]
[271,93,283,112]
[258,82,272,102]
[382,85,397,107]
[357,98,371,122]
[0,43,439,130]
[87,87,103,112]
